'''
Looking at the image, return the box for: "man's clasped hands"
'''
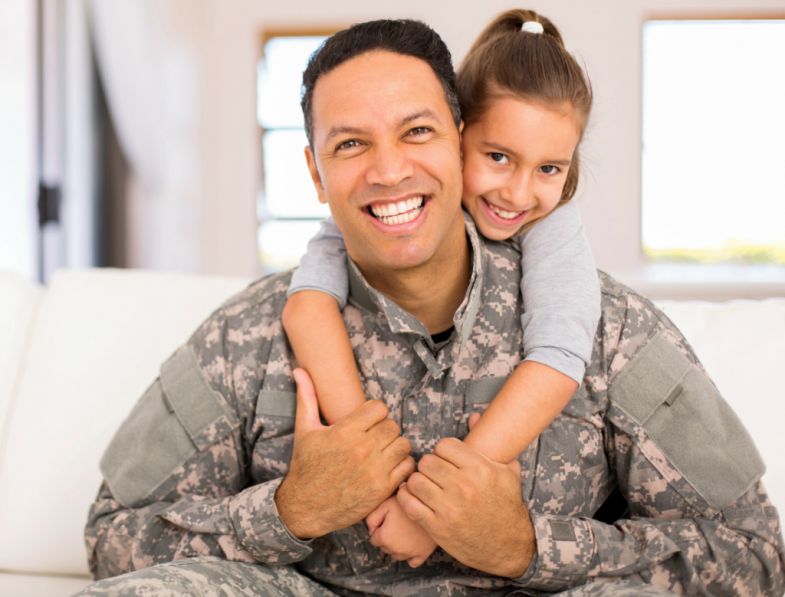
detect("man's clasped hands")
[274,368,536,578]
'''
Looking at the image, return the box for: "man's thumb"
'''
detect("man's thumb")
[293,368,323,435]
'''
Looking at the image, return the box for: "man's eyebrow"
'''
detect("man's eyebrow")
[482,141,572,166]
[398,109,442,128]
[325,126,367,144]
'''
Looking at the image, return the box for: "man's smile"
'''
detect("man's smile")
[366,195,429,227]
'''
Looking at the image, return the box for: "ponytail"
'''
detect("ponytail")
[457,10,592,226]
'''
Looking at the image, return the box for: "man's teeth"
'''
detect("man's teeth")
[489,202,523,220]
[370,197,424,225]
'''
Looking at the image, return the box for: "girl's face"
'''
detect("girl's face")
[461,96,582,241]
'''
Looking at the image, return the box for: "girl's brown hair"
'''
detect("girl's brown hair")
[457,10,592,229]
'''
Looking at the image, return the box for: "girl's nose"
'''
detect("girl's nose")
[501,172,533,208]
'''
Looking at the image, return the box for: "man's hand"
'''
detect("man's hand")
[275,369,415,540]
[366,495,437,568]
[397,432,536,578]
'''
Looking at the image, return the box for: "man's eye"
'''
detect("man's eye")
[489,152,509,164]
[540,165,560,174]
[337,140,361,151]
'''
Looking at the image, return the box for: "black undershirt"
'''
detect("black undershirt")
[431,327,455,344]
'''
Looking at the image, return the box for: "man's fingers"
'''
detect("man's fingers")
[390,454,416,487]
[416,452,457,488]
[432,436,483,468]
[397,477,436,529]
[468,412,481,431]
[384,434,412,464]
[293,368,324,436]
[341,398,390,433]
[506,458,522,475]
[369,416,403,445]
[407,555,426,568]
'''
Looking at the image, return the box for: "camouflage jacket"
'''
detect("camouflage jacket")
[87,216,785,595]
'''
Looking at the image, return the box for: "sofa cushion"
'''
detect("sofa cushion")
[0,272,42,447]
[0,572,92,597]
[0,268,252,577]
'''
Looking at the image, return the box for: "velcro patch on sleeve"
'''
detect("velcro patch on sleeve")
[100,345,237,507]
[608,331,765,510]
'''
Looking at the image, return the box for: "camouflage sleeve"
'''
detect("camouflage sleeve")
[85,278,314,579]
[517,481,783,595]
[514,286,785,595]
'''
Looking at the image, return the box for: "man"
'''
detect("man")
[77,19,784,597]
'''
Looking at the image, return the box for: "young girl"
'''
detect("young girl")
[283,9,597,567]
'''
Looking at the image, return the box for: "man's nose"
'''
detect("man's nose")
[366,142,414,187]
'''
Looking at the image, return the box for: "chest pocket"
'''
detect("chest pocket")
[256,390,296,438]
[464,376,509,409]
[100,346,239,508]
[608,331,765,510]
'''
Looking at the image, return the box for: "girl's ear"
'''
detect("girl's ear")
[304,146,328,205]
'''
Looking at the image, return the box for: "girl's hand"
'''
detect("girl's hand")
[366,495,437,568]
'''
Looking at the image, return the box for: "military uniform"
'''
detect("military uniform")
[79,216,785,596]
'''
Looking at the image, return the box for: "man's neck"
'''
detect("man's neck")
[357,220,472,335]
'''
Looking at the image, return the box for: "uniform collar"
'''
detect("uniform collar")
[347,211,486,377]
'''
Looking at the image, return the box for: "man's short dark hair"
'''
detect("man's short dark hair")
[301,19,462,147]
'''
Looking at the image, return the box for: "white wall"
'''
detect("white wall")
[193,0,785,298]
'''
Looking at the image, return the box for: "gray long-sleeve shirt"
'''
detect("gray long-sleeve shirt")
[289,202,600,383]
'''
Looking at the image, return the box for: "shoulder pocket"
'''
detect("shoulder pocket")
[608,331,765,510]
[100,346,238,507]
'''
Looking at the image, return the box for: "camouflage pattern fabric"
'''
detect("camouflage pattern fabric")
[82,215,785,596]
[72,555,338,597]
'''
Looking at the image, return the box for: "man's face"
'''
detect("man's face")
[305,51,464,276]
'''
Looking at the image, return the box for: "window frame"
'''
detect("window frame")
[612,11,785,301]
[256,27,344,272]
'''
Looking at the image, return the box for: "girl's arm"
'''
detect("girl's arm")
[464,202,600,462]
[463,361,577,462]
[283,217,366,424]
[286,219,437,567]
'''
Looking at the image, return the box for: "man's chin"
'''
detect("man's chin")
[353,239,440,275]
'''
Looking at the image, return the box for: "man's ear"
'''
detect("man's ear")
[305,146,328,205]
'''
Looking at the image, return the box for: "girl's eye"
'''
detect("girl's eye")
[489,152,509,164]
[540,165,560,175]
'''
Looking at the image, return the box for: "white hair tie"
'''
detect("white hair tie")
[521,21,544,34]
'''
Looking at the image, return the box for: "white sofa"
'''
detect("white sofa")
[1,268,783,596]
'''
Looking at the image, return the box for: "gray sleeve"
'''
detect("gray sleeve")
[287,216,350,309]
[515,202,601,384]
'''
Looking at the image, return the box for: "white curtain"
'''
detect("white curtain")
[88,0,205,272]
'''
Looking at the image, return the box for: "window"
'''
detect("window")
[642,19,785,265]
[256,33,334,272]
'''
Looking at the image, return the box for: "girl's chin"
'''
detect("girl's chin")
[474,218,519,241]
